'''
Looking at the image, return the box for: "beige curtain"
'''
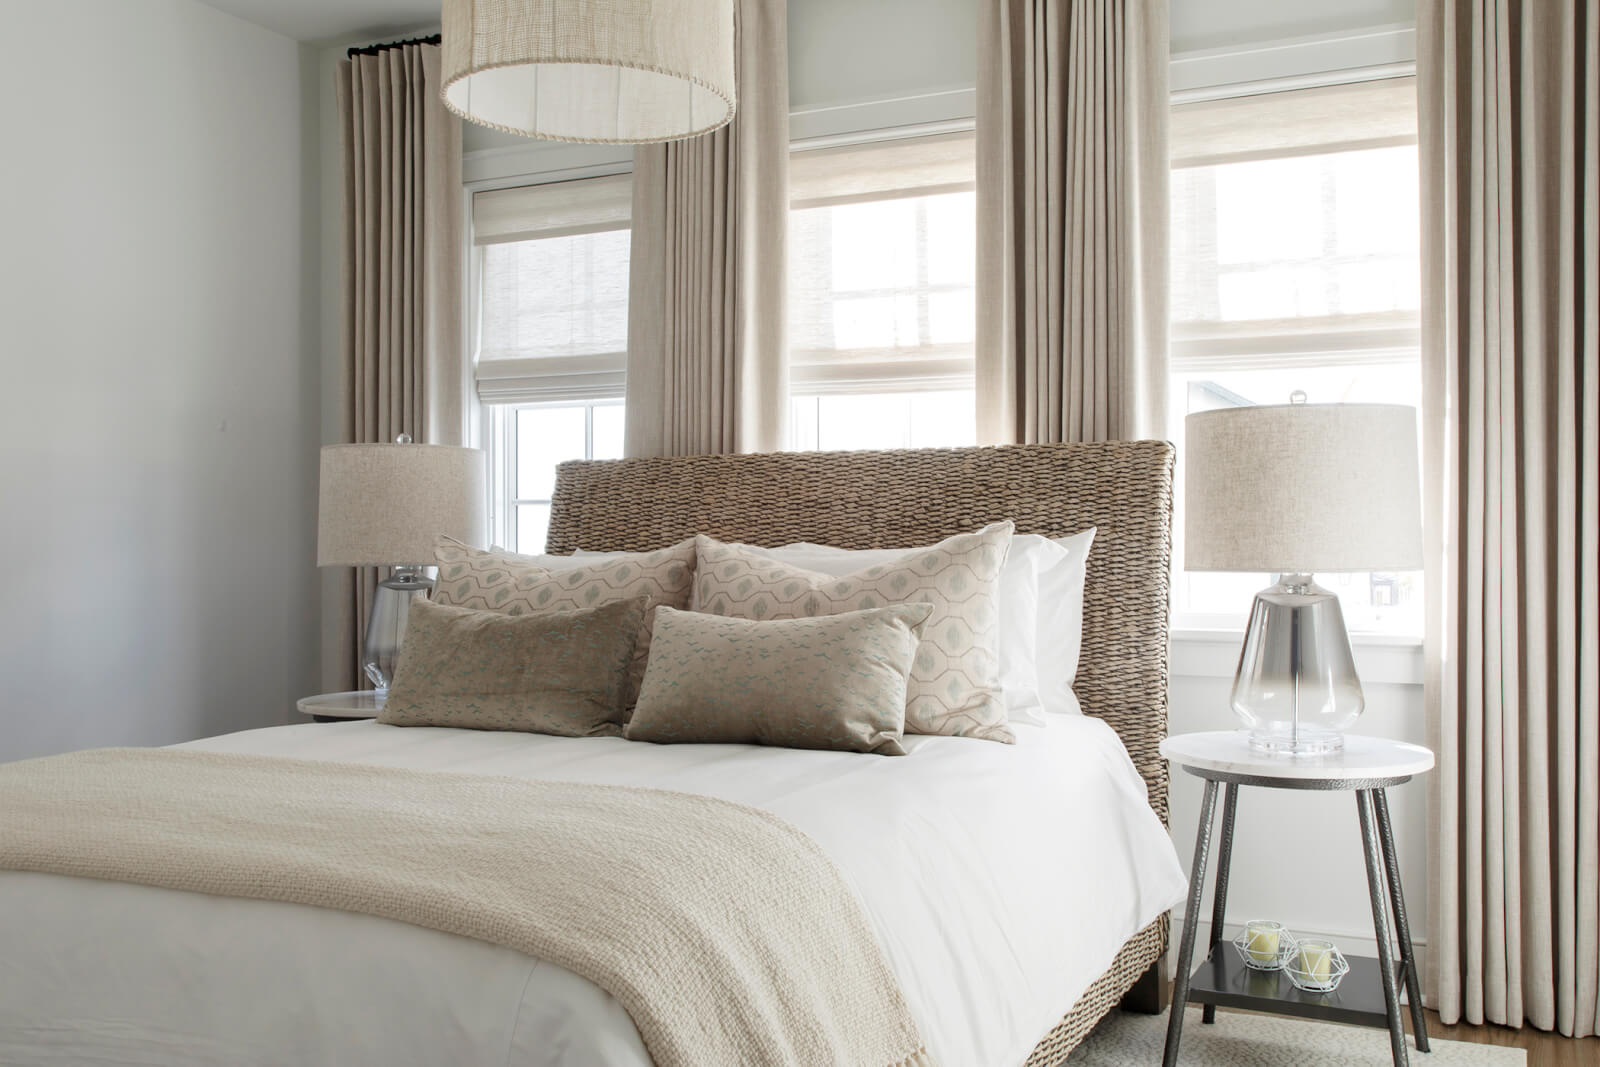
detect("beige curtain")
[1419,0,1599,1037]
[624,0,789,457]
[324,41,467,691]
[974,0,1169,445]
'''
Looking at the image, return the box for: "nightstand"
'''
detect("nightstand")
[296,690,385,723]
[1161,731,1434,1067]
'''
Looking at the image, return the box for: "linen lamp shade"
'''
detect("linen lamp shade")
[317,443,487,567]
[1185,403,1423,574]
[439,0,736,144]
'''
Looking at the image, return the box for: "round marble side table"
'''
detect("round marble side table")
[295,690,385,723]
[1160,731,1434,1067]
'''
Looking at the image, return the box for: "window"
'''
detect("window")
[1169,77,1423,634]
[787,132,977,450]
[471,174,631,551]
[489,401,624,554]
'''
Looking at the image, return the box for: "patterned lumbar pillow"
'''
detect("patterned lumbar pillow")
[380,595,647,737]
[626,603,933,755]
[694,521,1015,742]
[431,536,695,706]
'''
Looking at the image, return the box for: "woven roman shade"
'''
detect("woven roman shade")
[1172,77,1417,169]
[472,174,632,404]
[788,131,976,395]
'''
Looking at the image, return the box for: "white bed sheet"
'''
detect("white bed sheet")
[0,716,1185,1067]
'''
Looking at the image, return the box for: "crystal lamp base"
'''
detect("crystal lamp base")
[1247,724,1345,756]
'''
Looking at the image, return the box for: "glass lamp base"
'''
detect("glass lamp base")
[1231,574,1365,758]
[363,566,434,694]
[1247,726,1345,757]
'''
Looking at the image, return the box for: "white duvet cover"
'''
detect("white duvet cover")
[0,715,1185,1067]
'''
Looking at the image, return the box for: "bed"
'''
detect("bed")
[0,440,1182,1066]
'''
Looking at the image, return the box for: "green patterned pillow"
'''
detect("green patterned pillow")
[694,522,1015,742]
[432,536,695,707]
[626,603,933,755]
[381,596,647,736]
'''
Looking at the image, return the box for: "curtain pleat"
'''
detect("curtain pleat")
[975,0,1168,445]
[624,0,788,458]
[1420,0,1599,1037]
[324,43,465,692]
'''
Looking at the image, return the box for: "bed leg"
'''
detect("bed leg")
[1118,959,1169,1014]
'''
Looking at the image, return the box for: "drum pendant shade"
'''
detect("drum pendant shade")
[440,0,737,144]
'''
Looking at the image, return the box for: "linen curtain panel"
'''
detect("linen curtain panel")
[1419,0,1599,1037]
[325,42,467,691]
[624,0,789,457]
[974,0,1169,445]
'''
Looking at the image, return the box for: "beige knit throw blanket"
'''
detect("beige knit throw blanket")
[0,748,932,1067]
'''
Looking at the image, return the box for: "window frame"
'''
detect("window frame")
[487,399,624,553]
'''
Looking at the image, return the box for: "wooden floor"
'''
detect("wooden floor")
[1414,1009,1600,1066]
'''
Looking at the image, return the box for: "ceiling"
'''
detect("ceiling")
[197,0,439,43]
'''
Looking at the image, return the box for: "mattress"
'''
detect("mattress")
[0,715,1185,1067]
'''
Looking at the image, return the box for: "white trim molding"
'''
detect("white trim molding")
[464,142,633,189]
[1171,23,1417,102]
[465,26,1419,183]
[464,89,980,186]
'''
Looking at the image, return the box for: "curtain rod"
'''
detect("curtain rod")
[347,33,441,58]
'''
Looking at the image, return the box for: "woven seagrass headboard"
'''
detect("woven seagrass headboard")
[547,441,1174,825]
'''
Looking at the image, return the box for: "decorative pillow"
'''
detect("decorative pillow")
[753,529,1095,722]
[379,596,647,737]
[432,536,695,706]
[626,603,932,755]
[694,521,1015,742]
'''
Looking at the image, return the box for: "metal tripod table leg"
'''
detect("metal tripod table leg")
[1163,779,1220,1067]
[1202,783,1239,1025]
[1374,788,1430,1052]
[1357,789,1409,1066]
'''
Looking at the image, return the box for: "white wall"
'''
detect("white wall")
[0,0,319,761]
[787,0,977,112]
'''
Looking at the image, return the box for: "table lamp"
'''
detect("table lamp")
[317,436,487,692]
[1184,401,1422,755]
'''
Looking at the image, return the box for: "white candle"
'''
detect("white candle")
[1299,940,1335,983]
[1244,920,1282,964]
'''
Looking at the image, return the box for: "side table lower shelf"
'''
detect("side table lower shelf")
[1188,946,1406,1030]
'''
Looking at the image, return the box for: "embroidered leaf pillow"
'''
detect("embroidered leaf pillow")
[694,522,1015,742]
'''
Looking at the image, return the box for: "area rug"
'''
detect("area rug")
[1067,1007,1525,1065]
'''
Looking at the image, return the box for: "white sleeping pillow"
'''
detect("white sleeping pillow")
[751,529,1094,725]
[1032,528,1095,716]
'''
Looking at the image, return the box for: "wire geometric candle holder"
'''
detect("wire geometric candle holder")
[1284,938,1350,993]
[1232,920,1299,971]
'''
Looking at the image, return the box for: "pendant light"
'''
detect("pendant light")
[440,0,737,144]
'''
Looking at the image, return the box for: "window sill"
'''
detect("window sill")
[1169,627,1424,687]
